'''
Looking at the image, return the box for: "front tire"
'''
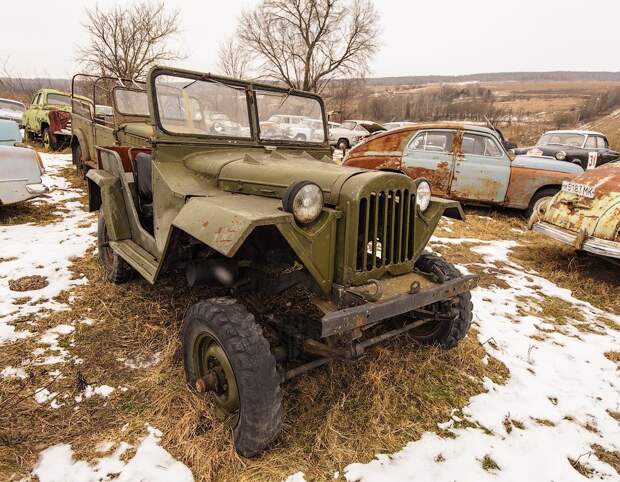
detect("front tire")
[97,210,134,283]
[410,253,473,348]
[42,127,59,151]
[337,138,350,151]
[182,298,283,457]
[73,142,85,178]
[526,187,559,218]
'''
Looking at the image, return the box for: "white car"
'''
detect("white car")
[0,98,26,125]
[267,114,314,141]
[383,121,417,130]
[329,120,386,150]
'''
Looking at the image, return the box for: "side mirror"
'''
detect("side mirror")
[507,148,516,161]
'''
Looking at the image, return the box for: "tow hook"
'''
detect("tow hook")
[345,279,383,302]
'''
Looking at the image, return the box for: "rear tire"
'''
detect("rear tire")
[73,143,85,178]
[410,253,473,349]
[526,187,559,218]
[42,127,59,151]
[182,298,282,458]
[337,138,350,151]
[97,210,134,283]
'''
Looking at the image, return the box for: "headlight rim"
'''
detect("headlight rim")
[282,180,324,225]
[555,150,567,161]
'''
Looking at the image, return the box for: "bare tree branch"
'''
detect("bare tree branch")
[217,37,251,79]
[76,2,184,80]
[235,0,379,92]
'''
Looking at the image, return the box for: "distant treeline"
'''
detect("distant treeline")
[367,71,620,86]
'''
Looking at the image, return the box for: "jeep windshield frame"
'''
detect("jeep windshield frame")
[149,67,329,148]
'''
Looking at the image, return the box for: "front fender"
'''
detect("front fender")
[171,195,291,257]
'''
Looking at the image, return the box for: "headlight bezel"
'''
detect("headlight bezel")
[416,179,432,212]
[555,150,567,161]
[282,181,324,225]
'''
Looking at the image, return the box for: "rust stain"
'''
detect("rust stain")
[505,167,577,209]
[406,161,451,195]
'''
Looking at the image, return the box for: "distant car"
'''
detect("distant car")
[267,114,314,141]
[515,130,618,170]
[383,121,417,130]
[531,160,620,261]
[22,88,92,151]
[0,98,26,125]
[205,112,243,136]
[329,120,386,151]
[0,119,22,146]
[344,122,583,216]
[0,123,47,206]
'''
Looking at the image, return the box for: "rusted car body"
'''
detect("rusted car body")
[531,161,620,260]
[344,122,584,215]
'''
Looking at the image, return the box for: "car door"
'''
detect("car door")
[401,129,456,196]
[449,131,510,203]
[24,94,40,131]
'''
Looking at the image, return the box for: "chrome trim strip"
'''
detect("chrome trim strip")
[533,222,620,259]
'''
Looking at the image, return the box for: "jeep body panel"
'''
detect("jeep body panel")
[344,123,582,210]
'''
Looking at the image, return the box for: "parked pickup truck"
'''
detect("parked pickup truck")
[22,88,92,151]
[344,122,584,216]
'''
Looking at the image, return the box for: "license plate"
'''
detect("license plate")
[562,181,595,198]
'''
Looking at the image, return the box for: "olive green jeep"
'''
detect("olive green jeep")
[86,66,478,457]
[71,74,152,177]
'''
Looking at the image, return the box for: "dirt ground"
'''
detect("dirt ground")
[0,160,618,481]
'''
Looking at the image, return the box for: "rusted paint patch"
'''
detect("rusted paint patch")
[505,167,577,209]
[48,110,71,133]
[406,160,451,195]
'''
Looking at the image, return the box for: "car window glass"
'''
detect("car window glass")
[463,133,502,157]
[409,131,453,153]
[585,136,597,149]
[597,137,607,149]
[47,94,72,106]
[32,94,40,106]
[354,125,367,132]
[341,121,356,130]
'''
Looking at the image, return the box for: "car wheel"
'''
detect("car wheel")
[97,210,134,283]
[182,298,282,457]
[73,143,86,178]
[526,187,559,218]
[408,253,473,349]
[42,127,59,151]
[337,139,350,151]
[295,133,307,141]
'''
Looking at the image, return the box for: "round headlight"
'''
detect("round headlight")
[555,151,566,160]
[416,180,432,212]
[282,181,324,224]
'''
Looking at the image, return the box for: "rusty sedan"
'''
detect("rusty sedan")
[343,122,584,216]
[530,161,620,261]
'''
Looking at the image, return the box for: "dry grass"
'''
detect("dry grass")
[8,275,49,292]
[592,445,620,475]
[481,454,501,472]
[0,249,509,481]
[569,456,594,478]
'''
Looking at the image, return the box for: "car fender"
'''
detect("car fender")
[72,127,90,161]
[86,168,131,240]
[171,195,292,257]
[592,199,620,240]
[504,155,583,209]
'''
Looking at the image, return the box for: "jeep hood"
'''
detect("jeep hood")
[543,162,620,238]
[183,149,369,205]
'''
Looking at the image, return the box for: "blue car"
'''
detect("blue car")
[0,118,22,146]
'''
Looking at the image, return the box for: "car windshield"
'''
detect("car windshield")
[361,122,385,133]
[538,132,585,148]
[114,88,149,116]
[0,100,24,112]
[154,74,250,137]
[47,94,71,106]
[341,121,356,130]
[256,90,325,143]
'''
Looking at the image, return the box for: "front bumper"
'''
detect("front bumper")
[533,221,620,259]
[320,274,479,337]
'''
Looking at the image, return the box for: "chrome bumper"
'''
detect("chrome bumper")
[533,221,620,259]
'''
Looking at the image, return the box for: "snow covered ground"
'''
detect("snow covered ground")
[2,154,618,481]
[0,154,194,482]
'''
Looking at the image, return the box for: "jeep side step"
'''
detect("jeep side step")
[109,240,158,283]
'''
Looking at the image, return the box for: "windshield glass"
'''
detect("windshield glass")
[0,100,24,112]
[538,132,585,148]
[47,94,71,106]
[155,74,250,137]
[341,121,356,130]
[114,88,149,116]
[256,90,325,143]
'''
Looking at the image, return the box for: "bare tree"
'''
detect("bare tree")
[237,0,379,92]
[77,2,183,80]
[217,37,252,79]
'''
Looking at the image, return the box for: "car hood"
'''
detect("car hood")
[183,148,368,205]
[329,127,358,137]
[542,162,620,237]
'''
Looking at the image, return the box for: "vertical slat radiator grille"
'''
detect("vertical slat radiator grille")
[355,189,415,272]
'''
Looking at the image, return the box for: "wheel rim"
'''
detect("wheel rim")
[533,196,550,215]
[194,333,240,415]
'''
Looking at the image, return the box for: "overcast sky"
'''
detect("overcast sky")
[1,0,619,79]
